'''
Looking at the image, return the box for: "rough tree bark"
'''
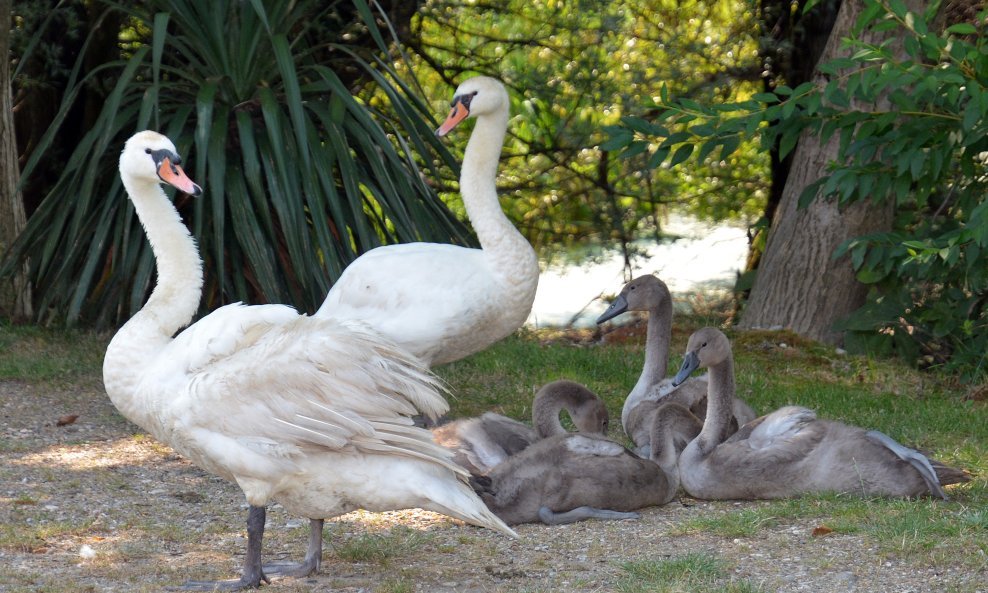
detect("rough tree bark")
[0,0,32,320]
[737,0,921,344]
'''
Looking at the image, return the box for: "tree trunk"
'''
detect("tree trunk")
[0,0,33,320]
[738,0,913,345]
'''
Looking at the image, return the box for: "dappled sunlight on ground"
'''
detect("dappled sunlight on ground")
[11,437,169,471]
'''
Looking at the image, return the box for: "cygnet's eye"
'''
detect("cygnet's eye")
[702,342,708,348]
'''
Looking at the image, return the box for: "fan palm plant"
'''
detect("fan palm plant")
[4,0,471,327]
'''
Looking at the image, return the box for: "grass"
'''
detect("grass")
[330,526,433,565]
[0,323,108,385]
[1,314,986,588]
[436,323,987,569]
[0,514,95,553]
[616,551,766,593]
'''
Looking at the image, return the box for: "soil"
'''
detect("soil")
[1,379,983,593]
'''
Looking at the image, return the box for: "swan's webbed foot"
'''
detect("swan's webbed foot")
[262,517,324,578]
[168,571,270,591]
[261,560,317,579]
[537,505,641,525]
[168,505,271,591]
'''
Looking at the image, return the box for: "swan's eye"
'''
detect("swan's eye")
[145,148,152,154]
[456,90,480,110]
[701,342,708,348]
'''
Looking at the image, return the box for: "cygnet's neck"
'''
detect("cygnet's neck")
[692,355,736,456]
[622,298,673,430]
[638,297,673,392]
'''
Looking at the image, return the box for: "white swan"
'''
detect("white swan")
[431,379,609,475]
[103,131,515,591]
[316,76,539,367]
[670,327,970,500]
[597,274,755,457]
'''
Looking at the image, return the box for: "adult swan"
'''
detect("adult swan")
[103,131,515,590]
[317,76,539,367]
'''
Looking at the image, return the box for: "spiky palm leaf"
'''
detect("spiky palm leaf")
[4,0,470,327]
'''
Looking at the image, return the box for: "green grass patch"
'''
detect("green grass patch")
[616,551,765,593]
[0,514,95,553]
[330,526,432,565]
[1,321,985,579]
[0,323,107,384]
[673,506,781,538]
[673,491,988,568]
[440,326,987,570]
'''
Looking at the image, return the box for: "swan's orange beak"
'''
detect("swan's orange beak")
[436,99,471,137]
[157,157,203,197]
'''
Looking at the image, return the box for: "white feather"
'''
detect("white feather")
[104,131,516,543]
[316,76,539,368]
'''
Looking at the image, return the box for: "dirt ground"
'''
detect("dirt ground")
[1,379,983,593]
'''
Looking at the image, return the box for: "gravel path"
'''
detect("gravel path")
[1,380,983,593]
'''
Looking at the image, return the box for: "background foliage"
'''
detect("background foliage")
[4,0,986,380]
[608,0,988,379]
[3,0,470,327]
[396,0,769,265]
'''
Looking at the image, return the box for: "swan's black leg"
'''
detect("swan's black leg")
[169,505,271,591]
[537,505,640,525]
[262,518,324,577]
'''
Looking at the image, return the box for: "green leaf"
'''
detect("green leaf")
[621,116,658,135]
[600,131,634,151]
[856,267,888,284]
[752,93,780,104]
[668,144,694,167]
[697,139,719,162]
[658,131,690,149]
[962,102,981,132]
[719,136,740,160]
[945,23,977,35]
[647,146,670,169]
[853,0,887,33]
[887,0,909,18]
[798,177,827,208]
[621,140,649,159]
[779,128,800,160]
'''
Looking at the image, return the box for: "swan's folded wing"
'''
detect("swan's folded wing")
[161,311,460,478]
[317,244,492,350]
[719,406,825,464]
[162,302,300,375]
[865,430,946,499]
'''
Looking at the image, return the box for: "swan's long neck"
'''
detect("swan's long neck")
[692,354,735,456]
[636,298,673,393]
[650,403,701,491]
[532,397,567,438]
[461,108,538,294]
[622,298,672,431]
[103,175,203,421]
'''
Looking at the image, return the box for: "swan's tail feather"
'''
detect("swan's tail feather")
[865,430,946,499]
[931,460,973,487]
[424,478,518,539]
[352,438,468,477]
